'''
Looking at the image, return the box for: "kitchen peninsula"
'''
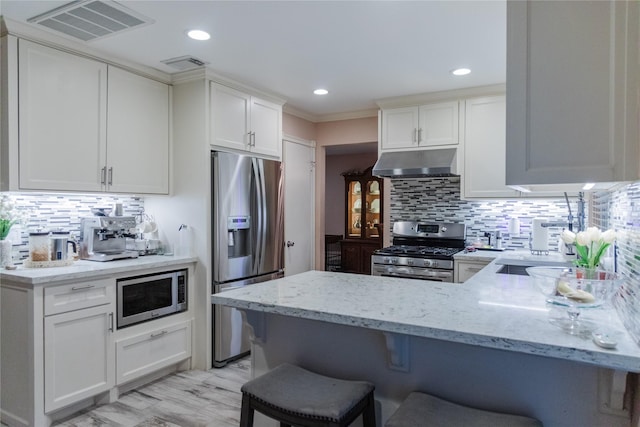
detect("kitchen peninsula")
[212,264,640,427]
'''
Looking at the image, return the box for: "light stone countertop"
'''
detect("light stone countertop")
[454,248,570,264]
[0,255,198,287]
[212,265,640,373]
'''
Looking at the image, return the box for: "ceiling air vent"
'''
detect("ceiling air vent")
[161,56,209,71]
[28,0,153,42]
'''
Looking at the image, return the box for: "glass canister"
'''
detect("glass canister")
[29,231,51,262]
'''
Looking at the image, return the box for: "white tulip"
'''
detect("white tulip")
[601,229,616,244]
[560,229,576,244]
[585,227,601,243]
[575,231,591,246]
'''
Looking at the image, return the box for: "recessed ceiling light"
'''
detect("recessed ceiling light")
[186,29,210,41]
[313,89,329,95]
[452,68,471,76]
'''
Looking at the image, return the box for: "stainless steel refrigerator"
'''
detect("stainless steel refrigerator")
[211,151,284,367]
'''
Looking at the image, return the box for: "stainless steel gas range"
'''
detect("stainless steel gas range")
[371,221,466,282]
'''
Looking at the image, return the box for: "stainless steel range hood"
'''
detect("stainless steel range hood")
[372,148,458,178]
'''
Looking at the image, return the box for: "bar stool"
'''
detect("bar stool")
[240,363,376,427]
[385,392,542,427]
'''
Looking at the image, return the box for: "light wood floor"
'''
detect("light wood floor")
[52,358,250,427]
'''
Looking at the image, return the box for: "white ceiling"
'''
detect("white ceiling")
[1,0,506,121]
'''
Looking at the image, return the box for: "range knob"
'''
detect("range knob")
[407,259,414,266]
[423,259,433,267]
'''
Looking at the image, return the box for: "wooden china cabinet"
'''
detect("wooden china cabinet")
[340,166,383,275]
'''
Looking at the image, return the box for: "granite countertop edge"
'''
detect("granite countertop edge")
[0,255,198,286]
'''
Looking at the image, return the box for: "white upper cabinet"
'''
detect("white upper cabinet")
[250,96,282,158]
[13,39,170,194]
[210,82,282,159]
[506,0,639,189]
[380,101,459,151]
[107,66,170,194]
[462,95,519,199]
[18,39,107,192]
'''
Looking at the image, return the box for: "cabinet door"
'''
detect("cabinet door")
[18,40,107,192]
[44,303,114,412]
[506,0,639,187]
[360,244,378,275]
[380,106,420,151]
[116,320,191,385]
[454,260,490,283]
[463,96,519,198]
[250,96,282,158]
[418,101,459,147]
[210,83,250,152]
[107,67,170,194]
[341,243,361,274]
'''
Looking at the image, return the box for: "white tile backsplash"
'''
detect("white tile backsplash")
[389,177,584,251]
[1,193,144,263]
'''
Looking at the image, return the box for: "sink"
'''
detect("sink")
[496,264,531,276]
[495,257,572,275]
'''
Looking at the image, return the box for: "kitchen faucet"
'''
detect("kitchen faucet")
[539,192,585,256]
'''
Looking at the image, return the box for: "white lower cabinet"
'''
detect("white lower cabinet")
[0,263,195,426]
[44,303,115,412]
[116,320,191,385]
[43,279,115,413]
[454,259,491,283]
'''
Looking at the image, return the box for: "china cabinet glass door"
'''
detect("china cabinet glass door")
[343,167,383,240]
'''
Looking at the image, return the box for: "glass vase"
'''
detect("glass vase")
[551,268,623,336]
[0,239,13,268]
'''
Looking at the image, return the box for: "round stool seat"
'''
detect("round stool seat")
[385,392,542,427]
[240,363,376,427]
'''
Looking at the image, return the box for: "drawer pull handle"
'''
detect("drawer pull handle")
[71,284,95,291]
[150,330,168,338]
[109,312,114,332]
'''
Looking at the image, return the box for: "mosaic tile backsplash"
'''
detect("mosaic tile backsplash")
[2,193,144,264]
[592,182,640,346]
[389,177,585,251]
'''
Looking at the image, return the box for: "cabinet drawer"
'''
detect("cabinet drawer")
[116,320,191,385]
[44,278,114,316]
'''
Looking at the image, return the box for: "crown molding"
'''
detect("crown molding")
[171,68,286,106]
[375,83,506,109]
[283,104,378,123]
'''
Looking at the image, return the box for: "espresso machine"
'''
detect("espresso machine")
[80,216,139,261]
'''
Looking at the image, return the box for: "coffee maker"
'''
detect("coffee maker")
[80,216,139,261]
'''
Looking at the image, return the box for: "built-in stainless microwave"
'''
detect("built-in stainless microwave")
[117,269,187,328]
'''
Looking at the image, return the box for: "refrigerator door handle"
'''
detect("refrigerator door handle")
[251,159,266,275]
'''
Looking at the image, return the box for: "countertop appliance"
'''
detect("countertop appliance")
[211,151,284,367]
[117,269,188,329]
[371,221,465,282]
[79,216,139,261]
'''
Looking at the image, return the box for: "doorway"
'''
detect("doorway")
[324,142,378,272]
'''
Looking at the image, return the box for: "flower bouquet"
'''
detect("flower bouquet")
[560,227,616,270]
[0,195,20,241]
